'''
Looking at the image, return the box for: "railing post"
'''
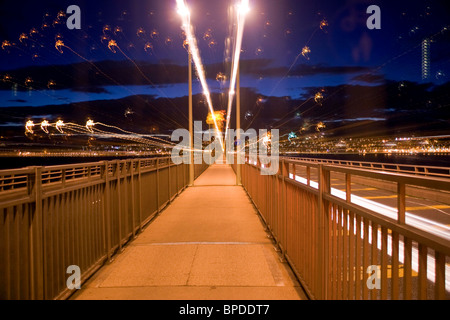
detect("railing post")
[138,160,143,233]
[306,165,311,186]
[280,160,289,254]
[318,164,331,299]
[156,159,160,213]
[31,167,44,300]
[168,160,172,203]
[62,169,66,188]
[116,161,122,251]
[346,173,351,202]
[131,160,136,238]
[175,163,179,195]
[398,182,406,224]
[103,162,112,262]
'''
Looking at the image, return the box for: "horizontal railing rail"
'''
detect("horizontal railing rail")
[283,156,450,179]
[238,157,450,300]
[0,157,209,300]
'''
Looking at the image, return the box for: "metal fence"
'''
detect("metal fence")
[239,157,450,300]
[0,157,208,300]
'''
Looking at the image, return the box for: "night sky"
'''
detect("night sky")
[0,0,449,135]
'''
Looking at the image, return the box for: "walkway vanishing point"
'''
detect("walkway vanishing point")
[72,163,308,300]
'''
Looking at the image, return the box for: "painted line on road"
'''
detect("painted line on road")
[365,195,398,200]
[339,188,378,192]
[406,205,450,211]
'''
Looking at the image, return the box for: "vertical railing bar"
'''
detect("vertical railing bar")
[371,222,378,300]
[348,211,355,300]
[355,214,362,300]
[342,208,348,299]
[403,237,412,300]
[331,204,337,300]
[418,244,428,300]
[434,251,446,300]
[362,218,370,300]
[391,231,400,300]
[337,206,343,300]
[381,226,388,300]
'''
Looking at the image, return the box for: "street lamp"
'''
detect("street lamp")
[236,0,250,186]
[236,63,242,186]
[188,47,194,186]
[177,1,194,186]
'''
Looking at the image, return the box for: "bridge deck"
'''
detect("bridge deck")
[73,164,306,300]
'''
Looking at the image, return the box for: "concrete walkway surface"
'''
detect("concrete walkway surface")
[72,164,307,300]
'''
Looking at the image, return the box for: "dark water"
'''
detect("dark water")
[283,153,450,168]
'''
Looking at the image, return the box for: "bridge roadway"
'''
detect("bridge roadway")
[72,163,307,300]
[293,167,450,239]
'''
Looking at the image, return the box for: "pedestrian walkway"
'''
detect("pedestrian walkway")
[72,164,306,300]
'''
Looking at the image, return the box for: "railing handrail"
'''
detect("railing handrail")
[282,156,450,178]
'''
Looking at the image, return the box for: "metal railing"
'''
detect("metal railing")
[0,157,208,300]
[284,156,450,179]
[239,157,450,300]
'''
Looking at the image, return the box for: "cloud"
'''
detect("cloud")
[238,60,372,78]
[291,64,372,76]
[0,58,375,94]
[0,60,190,92]
[351,73,385,83]
[70,86,111,94]
[7,99,27,103]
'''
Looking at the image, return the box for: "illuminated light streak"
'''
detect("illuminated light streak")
[65,123,174,148]
[25,120,35,134]
[47,80,56,89]
[2,40,12,51]
[86,120,95,133]
[225,0,250,141]
[40,120,50,134]
[176,0,224,151]
[55,120,65,133]
[95,122,177,147]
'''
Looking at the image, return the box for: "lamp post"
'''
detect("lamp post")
[177,1,194,186]
[188,49,194,186]
[236,63,242,186]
